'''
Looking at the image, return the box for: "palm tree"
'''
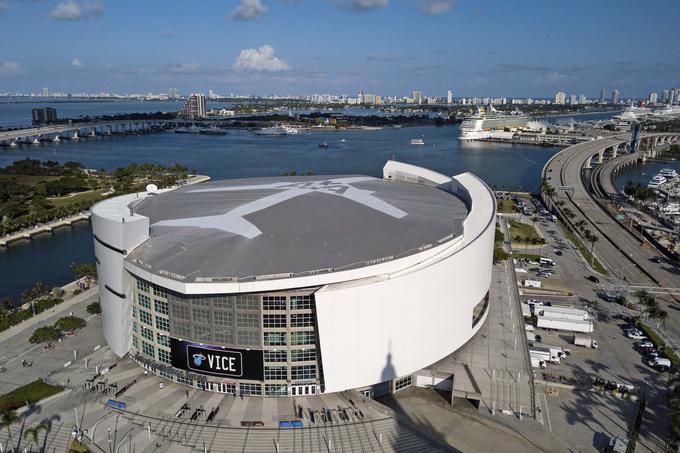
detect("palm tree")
[588,234,599,267]
[23,422,48,451]
[0,409,19,451]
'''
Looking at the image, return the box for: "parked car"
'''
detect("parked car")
[626,331,647,340]
[651,256,663,264]
[553,249,563,256]
[586,275,600,283]
[648,357,671,371]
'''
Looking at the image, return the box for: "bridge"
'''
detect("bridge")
[0,118,229,147]
[541,131,680,342]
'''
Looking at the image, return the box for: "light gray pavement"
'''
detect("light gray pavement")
[521,214,671,452]
[0,286,106,394]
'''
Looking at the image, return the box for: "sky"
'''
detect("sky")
[1,0,679,98]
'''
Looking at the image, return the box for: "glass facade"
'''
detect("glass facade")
[130,276,322,396]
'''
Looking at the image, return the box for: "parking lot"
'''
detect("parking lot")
[496,191,672,452]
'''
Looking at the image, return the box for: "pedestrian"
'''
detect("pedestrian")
[186,389,189,399]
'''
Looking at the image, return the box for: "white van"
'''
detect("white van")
[550,214,557,222]
[539,257,555,266]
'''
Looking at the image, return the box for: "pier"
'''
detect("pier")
[0,212,91,247]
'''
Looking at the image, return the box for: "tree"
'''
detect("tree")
[21,282,49,305]
[23,422,48,450]
[55,316,86,334]
[71,262,97,288]
[0,410,18,450]
[86,301,102,315]
[29,325,61,345]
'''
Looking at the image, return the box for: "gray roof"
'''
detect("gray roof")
[126,175,468,282]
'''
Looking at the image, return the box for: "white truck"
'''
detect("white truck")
[537,316,594,334]
[529,342,566,360]
[524,279,542,288]
[526,332,536,342]
[539,306,590,321]
[529,346,561,364]
[573,333,599,348]
[530,357,546,369]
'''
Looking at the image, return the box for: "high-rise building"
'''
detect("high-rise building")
[179,93,206,120]
[168,88,180,99]
[570,94,578,105]
[649,92,658,104]
[670,88,677,105]
[412,90,423,105]
[42,87,49,97]
[611,89,620,105]
[32,107,58,125]
[447,90,453,104]
[554,91,566,105]
[578,94,587,105]
[599,88,606,104]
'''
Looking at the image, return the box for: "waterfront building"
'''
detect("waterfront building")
[179,93,206,120]
[578,94,587,105]
[447,90,453,104]
[670,88,677,105]
[554,91,566,105]
[599,88,606,104]
[42,87,49,97]
[92,161,495,398]
[570,94,578,105]
[412,90,423,105]
[31,107,58,125]
[649,92,658,104]
[662,89,669,104]
[611,89,620,105]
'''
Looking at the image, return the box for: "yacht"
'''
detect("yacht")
[458,107,529,140]
[648,174,667,189]
[410,138,425,145]
[658,168,678,179]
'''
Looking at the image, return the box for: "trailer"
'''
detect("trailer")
[529,346,561,364]
[537,316,594,334]
[529,342,566,360]
[573,334,599,348]
[539,306,590,321]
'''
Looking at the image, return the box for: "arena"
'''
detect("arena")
[91,160,496,398]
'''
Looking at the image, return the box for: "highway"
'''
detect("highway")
[541,132,680,346]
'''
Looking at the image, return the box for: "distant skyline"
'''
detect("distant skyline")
[1,0,679,97]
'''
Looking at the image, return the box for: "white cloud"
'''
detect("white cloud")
[0,61,21,74]
[231,0,268,21]
[72,58,83,67]
[83,0,104,17]
[51,1,83,20]
[50,0,103,21]
[333,0,389,12]
[417,0,455,15]
[234,45,290,72]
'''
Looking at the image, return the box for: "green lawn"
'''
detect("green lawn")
[47,189,108,209]
[507,219,542,244]
[0,379,63,411]
[497,199,517,214]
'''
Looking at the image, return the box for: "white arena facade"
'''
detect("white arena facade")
[91,161,496,398]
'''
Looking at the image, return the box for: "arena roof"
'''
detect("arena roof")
[126,175,468,282]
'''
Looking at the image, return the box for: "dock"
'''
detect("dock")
[0,212,91,247]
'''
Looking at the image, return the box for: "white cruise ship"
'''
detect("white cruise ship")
[253,124,300,136]
[458,107,530,140]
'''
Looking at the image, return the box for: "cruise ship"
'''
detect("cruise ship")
[458,107,530,140]
[658,168,678,179]
[253,124,300,136]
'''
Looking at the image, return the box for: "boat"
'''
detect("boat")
[410,138,425,145]
[198,126,228,135]
[253,124,300,136]
[648,174,667,189]
[174,125,201,134]
[318,142,329,148]
[658,168,678,179]
[458,107,529,140]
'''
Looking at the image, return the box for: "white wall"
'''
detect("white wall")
[314,171,495,394]
[92,193,150,357]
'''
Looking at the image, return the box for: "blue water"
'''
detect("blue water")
[0,100,577,302]
[613,158,680,190]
